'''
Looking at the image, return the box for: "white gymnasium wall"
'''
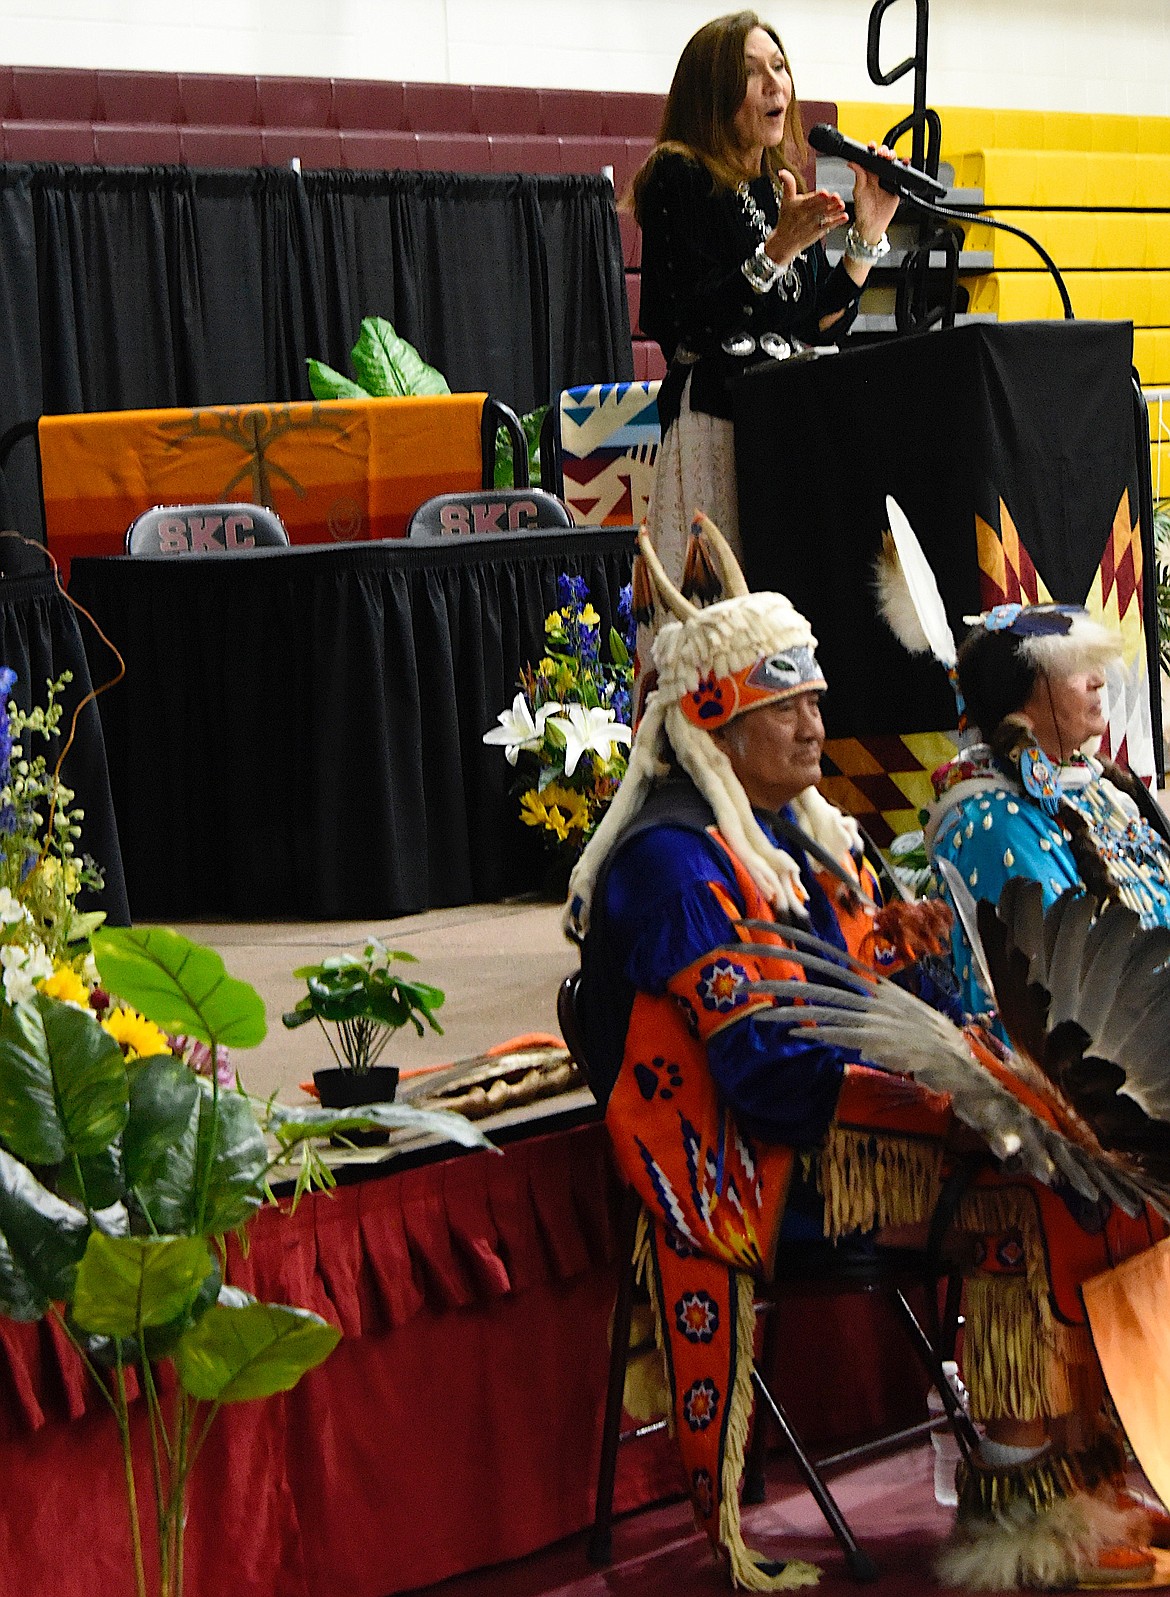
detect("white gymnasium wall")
[1,0,1167,117]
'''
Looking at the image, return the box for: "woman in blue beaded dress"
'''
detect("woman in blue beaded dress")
[927,604,1170,1023]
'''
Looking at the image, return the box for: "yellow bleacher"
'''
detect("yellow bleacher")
[834,101,1170,405]
[963,214,1170,273]
[952,150,1170,210]
[1135,330,1170,386]
[966,272,1170,323]
[835,104,1170,158]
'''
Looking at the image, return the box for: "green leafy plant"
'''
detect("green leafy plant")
[307,314,545,490]
[494,403,547,489]
[282,938,444,1074]
[0,921,487,1597]
[307,315,451,400]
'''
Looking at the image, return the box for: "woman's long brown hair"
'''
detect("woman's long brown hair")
[630,10,809,220]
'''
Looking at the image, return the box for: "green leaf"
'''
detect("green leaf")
[266,1099,495,1152]
[403,980,445,1012]
[349,316,450,399]
[306,358,369,401]
[307,970,367,1021]
[0,994,128,1166]
[176,1294,340,1402]
[494,428,514,489]
[608,627,629,668]
[200,1089,268,1235]
[67,909,107,944]
[56,1145,125,1213]
[124,1063,266,1238]
[280,1006,314,1031]
[122,1055,200,1233]
[143,1254,222,1358]
[92,927,266,1050]
[0,1146,92,1318]
[73,1233,213,1336]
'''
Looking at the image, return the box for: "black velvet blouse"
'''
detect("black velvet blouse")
[637,149,863,430]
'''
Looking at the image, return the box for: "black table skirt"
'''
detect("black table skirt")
[68,530,635,921]
[0,570,129,923]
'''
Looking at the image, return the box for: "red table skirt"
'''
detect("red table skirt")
[0,1121,926,1596]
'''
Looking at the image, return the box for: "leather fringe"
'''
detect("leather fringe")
[956,1446,1080,1520]
[804,1127,944,1242]
[721,1271,821,1592]
[954,1188,1099,1424]
[1074,1428,1129,1491]
[632,1207,675,1438]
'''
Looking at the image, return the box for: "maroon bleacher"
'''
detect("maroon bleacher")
[0,65,834,384]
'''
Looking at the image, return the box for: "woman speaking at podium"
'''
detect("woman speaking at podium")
[631,11,900,580]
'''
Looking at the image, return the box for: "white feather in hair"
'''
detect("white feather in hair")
[875,495,958,669]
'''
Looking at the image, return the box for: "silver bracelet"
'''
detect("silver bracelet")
[844,224,891,265]
[742,242,782,294]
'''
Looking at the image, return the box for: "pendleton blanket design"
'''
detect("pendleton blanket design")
[38,393,487,578]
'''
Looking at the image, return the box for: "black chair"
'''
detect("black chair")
[557,970,977,1581]
[124,502,290,554]
[405,486,574,538]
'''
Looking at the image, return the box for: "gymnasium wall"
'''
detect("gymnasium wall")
[0,0,1166,118]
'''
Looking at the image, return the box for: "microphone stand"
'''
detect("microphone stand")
[897,189,1075,322]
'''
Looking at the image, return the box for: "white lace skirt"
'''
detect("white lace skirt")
[645,372,741,585]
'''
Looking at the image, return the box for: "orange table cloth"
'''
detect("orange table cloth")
[38,392,488,579]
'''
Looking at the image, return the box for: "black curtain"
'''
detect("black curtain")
[0,163,632,559]
[67,530,634,920]
[732,321,1146,741]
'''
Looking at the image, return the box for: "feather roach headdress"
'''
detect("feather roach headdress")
[872,496,1120,743]
[564,512,860,937]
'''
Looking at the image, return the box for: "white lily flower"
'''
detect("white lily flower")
[482,694,560,766]
[548,703,632,778]
[0,887,30,926]
[1,941,51,1006]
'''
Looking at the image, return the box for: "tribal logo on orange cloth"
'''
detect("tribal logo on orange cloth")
[678,646,826,729]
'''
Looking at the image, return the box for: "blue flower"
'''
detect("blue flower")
[557,572,589,611]
[0,666,17,791]
[617,582,636,651]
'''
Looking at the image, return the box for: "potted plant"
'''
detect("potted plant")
[282,939,445,1115]
[0,666,493,1596]
[308,314,545,486]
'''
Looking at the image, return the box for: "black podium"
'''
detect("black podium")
[732,321,1158,844]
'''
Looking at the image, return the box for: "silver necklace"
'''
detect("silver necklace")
[737,175,802,302]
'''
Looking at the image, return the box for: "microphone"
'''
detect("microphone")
[807,124,949,201]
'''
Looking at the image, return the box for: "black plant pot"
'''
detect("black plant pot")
[313,1065,400,1148]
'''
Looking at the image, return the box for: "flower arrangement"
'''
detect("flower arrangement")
[0,668,202,1064]
[483,574,635,857]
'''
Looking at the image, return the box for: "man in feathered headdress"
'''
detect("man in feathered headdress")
[565,515,957,1591]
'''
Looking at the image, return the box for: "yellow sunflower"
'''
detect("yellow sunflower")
[102,1006,172,1060]
[540,783,590,831]
[40,965,90,1007]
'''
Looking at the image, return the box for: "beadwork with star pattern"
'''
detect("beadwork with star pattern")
[932,758,1170,1028]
